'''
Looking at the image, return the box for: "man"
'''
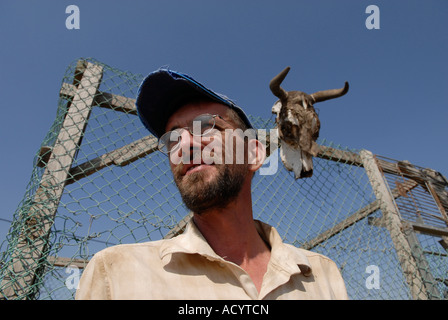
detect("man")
[75,68,348,300]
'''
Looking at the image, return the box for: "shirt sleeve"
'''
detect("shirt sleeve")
[75,251,111,300]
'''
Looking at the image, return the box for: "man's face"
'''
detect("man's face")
[165,102,249,214]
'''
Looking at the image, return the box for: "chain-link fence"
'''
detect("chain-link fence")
[1,58,447,300]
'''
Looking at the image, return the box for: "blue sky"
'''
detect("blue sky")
[0,0,447,242]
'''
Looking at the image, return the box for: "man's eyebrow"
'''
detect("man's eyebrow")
[166,122,182,132]
[215,115,234,127]
[168,125,179,131]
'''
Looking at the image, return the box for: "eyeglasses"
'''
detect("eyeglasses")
[158,114,227,154]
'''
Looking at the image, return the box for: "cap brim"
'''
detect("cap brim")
[136,68,253,138]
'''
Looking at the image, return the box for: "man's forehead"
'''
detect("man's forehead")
[165,102,230,131]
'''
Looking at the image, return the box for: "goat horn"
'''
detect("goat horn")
[311,81,349,103]
[269,67,290,101]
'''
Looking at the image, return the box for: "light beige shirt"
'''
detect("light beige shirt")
[75,220,348,300]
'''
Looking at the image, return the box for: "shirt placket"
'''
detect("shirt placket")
[202,254,259,300]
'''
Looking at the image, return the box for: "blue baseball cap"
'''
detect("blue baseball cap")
[136,68,253,138]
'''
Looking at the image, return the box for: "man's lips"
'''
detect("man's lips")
[182,162,214,176]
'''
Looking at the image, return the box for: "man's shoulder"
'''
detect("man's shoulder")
[92,238,169,261]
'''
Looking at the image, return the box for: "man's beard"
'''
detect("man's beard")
[173,163,247,215]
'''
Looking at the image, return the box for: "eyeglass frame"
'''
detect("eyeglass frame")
[158,113,231,154]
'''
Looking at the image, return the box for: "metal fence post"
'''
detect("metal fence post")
[0,61,103,299]
[360,150,429,300]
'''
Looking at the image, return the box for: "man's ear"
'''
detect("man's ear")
[247,139,266,172]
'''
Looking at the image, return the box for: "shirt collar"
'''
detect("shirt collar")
[159,218,312,276]
[159,218,221,261]
[254,220,312,277]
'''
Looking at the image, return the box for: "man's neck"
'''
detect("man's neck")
[192,186,271,276]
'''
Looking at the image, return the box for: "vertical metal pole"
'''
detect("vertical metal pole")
[360,150,428,300]
[401,221,441,299]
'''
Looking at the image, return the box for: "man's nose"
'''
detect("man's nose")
[175,130,203,163]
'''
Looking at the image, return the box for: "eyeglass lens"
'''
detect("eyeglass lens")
[158,114,217,153]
